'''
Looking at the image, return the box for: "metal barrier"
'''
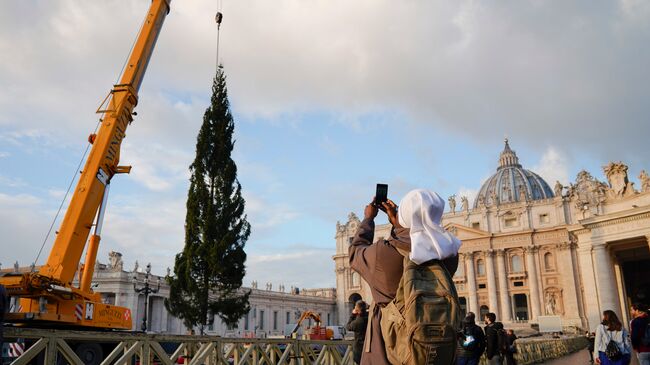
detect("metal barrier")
[3,327,354,365]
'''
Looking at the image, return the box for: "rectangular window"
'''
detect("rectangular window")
[260,310,265,330]
[245,312,249,330]
[539,213,550,224]
[504,217,517,227]
[286,311,291,325]
[327,313,331,326]
[472,222,480,230]
[478,284,486,289]
[348,237,353,244]
[273,311,278,330]
[514,281,524,287]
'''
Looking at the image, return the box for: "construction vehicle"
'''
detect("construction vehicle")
[0,0,171,331]
[287,311,344,340]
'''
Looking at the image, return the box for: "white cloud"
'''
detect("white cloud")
[121,141,192,192]
[532,146,571,186]
[244,193,300,235]
[2,1,649,159]
[245,247,335,288]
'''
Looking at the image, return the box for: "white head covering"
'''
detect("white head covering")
[398,189,462,264]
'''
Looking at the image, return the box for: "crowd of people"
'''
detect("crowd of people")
[584,304,650,365]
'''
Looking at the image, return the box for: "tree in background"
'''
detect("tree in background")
[165,67,250,334]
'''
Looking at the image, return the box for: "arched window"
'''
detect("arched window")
[352,272,360,286]
[480,305,490,320]
[477,259,486,276]
[511,255,523,273]
[544,252,555,271]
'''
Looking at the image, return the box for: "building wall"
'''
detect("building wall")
[91,262,337,336]
[334,160,650,331]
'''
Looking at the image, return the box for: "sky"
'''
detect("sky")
[1,0,649,289]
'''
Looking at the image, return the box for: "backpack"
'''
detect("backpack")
[604,327,622,361]
[380,255,461,365]
[497,329,509,354]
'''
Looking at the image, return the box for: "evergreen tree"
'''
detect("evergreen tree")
[165,67,250,334]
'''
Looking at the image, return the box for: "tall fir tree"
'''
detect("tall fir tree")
[165,67,250,334]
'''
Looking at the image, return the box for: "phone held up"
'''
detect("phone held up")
[375,183,388,207]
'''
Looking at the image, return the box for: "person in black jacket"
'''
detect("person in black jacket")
[346,300,369,365]
[504,329,517,365]
[484,312,505,365]
[457,314,486,365]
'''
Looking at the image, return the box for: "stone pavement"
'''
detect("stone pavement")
[542,349,641,365]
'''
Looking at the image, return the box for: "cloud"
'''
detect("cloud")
[4,1,648,159]
[244,192,300,235]
[120,141,192,192]
[532,146,571,185]
[0,193,50,267]
[245,247,335,288]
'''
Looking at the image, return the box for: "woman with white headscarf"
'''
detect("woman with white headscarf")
[349,189,461,365]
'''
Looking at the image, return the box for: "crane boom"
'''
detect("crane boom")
[0,0,172,330]
[41,0,170,284]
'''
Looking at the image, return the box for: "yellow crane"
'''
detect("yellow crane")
[0,0,172,330]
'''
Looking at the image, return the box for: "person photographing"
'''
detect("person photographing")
[349,188,461,365]
[347,300,369,364]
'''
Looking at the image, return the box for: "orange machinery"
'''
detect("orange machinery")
[0,0,172,329]
[289,311,334,340]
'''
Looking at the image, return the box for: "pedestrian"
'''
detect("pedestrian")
[346,300,369,365]
[629,303,650,365]
[504,329,518,365]
[349,189,460,365]
[456,314,486,365]
[593,310,631,365]
[484,312,505,365]
[587,331,596,363]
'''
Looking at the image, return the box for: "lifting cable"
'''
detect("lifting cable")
[32,5,148,268]
[216,0,224,71]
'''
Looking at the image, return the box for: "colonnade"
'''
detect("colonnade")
[459,244,580,324]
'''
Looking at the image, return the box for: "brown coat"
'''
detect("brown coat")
[349,217,458,365]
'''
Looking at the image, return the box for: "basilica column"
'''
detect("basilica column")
[464,253,479,315]
[485,250,499,316]
[577,244,601,330]
[525,247,541,321]
[592,243,620,315]
[496,250,512,321]
[557,242,581,326]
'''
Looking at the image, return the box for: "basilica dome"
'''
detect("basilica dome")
[474,140,554,208]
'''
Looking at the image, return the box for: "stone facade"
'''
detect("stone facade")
[88,257,337,336]
[334,141,650,331]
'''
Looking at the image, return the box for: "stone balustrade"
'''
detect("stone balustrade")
[479,336,589,365]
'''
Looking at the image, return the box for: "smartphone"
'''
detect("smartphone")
[375,183,388,205]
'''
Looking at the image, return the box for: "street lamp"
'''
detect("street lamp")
[133,263,160,332]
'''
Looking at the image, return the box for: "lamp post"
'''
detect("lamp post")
[133,263,160,332]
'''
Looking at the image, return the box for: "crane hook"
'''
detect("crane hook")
[215,12,223,28]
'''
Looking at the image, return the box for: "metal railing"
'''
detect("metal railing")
[3,327,354,365]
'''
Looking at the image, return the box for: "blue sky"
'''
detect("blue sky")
[1,1,649,288]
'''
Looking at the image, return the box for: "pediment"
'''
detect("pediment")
[444,223,491,241]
